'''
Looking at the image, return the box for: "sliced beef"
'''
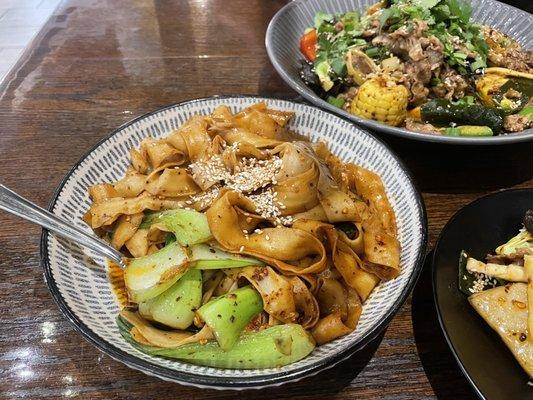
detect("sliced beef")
[486,248,533,266]
[372,20,445,105]
[503,114,533,133]
[431,65,470,101]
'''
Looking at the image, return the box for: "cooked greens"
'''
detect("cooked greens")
[118,316,315,369]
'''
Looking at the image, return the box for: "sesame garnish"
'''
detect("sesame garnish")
[468,272,499,293]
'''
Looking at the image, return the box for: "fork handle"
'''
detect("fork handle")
[0,184,124,267]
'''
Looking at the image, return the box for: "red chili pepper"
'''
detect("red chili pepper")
[299,29,317,62]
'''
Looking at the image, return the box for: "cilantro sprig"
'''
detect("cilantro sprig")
[313,11,367,82]
[378,0,488,73]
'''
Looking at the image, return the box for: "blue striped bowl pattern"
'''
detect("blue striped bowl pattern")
[266,0,533,145]
[41,96,427,389]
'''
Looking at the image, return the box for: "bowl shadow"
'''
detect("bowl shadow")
[411,252,477,399]
[375,134,533,193]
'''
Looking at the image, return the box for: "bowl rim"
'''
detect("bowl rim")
[431,187,533,400]
[40,94,428,389]
[265,0,533,145]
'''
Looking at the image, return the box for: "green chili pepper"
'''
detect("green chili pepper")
[197,286,263,351]
[118,316,315,369]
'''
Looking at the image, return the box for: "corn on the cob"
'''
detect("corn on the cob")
[350,75,408,126]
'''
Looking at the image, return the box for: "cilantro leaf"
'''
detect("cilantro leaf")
[314,12,333,29]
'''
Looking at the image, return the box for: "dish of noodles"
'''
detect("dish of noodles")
[459,210,533,379]
[82,102,401,369]
[296,0,533,137]
[41,96,426,387]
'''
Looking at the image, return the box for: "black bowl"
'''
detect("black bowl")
[432,188,533,399]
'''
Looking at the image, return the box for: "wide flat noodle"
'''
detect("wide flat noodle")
[316,143,400,280]
[312,279,362,344]
[293,219,379,301]
[166,116,212,162]
[469,284,533,377]
[206,191,327,275]
[111,213,144,250]
[121,310,213,348]
[141,137,186,169]
[88,193,182,228]
[226,266,298,324]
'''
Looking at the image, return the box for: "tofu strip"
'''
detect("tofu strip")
[466,257,527,282]
[524,255,533,342]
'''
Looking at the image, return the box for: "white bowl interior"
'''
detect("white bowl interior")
[44,97,425,386]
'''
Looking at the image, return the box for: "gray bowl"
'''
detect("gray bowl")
[266,0,533,145]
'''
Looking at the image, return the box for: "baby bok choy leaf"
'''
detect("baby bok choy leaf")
[124,241,188,303]
[118,316,315,369]
[138,269,202,329]
[197,286,263,351]
[189,244,264,269]
[140,208,212,246]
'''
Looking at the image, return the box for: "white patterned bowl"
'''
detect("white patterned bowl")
[266,0,533,144]
[40,96,427,389]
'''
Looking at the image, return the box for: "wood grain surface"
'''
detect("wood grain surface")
[0,0,531,399]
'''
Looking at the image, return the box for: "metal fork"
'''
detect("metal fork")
[0,184,125,269]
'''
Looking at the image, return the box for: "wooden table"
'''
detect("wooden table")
[0,0,531,398]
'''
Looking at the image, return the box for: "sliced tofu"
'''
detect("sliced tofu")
[469,283,533,378]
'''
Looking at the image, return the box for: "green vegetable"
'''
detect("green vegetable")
[493,78,533,114]
[197,286,263,351]
[495,229,533,256]
[421,99,503,133]
[376,0,488,74]
[189,243,264,269]
[518,106,533,120]
[124,241,188,303]
[118,317,315,369]
[314,61,334,91]
[311,10,365,89]
[326,95,345,108]
[335,222,359,240]
[444,125,493,137]
[140,209,212,246]
[314,11,332,29]
[138,269,202,329]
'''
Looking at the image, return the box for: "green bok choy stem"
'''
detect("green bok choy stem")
[197,286,263,351]
[118,316,315,369]
[140,208,212,245]
[138,269,202,329]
